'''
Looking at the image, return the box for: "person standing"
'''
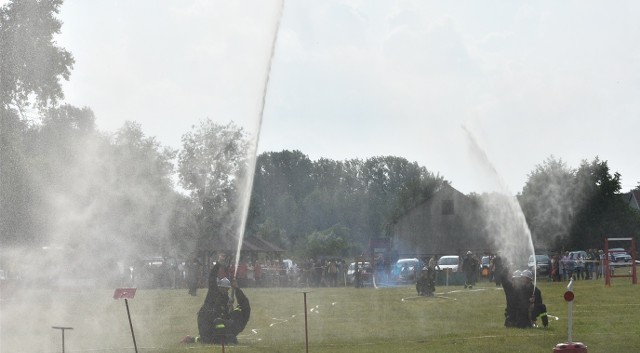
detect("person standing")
[586,249,595,280]
[253,260,262,287]
[575,254,585,280]
[462,251,478,289]
[561,252,569,281]
[492,254,507,287]
[187,256,202,296]
[565,253,576,280]
[327,260,338,287]
[596,250,604,279]
[354,260,361,288]
[551,254,561,282]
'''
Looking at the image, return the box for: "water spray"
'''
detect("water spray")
[462,125,536,292]
[233,0,285,276]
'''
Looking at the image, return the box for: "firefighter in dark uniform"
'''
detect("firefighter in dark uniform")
[211,279,251,344]
[462,251,479,289]
[500,269,528,328]
[521,270,548,328]
[197,256,232,343]
[416,267,430,296]
[499,269,548,328]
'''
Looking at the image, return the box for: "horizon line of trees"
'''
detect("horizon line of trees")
[2,1,639,277]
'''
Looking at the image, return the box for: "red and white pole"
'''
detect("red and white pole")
[553,278,587,352]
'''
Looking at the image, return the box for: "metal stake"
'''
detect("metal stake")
[303,291,309,353]
[124,298,139,353]
[52,326,73,353]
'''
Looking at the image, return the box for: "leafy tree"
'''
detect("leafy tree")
[105,121,179,256]
[248,150,314,247]
[178,120,250,244]
[0,0,74,114]
[392,169,445,224]
[298,224,352,258]
[0,110,33,245]
[520,156,640,251]
[248,152,445,257]
[361,156,434,239]
[0,0,73,245]
[30,115,181,261]
[568,157,640,249]
[518,156,576,250]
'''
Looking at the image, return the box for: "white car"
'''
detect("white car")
[437,255,460,272]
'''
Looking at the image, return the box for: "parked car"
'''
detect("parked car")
[528,254,551,276]
[437,255,460,272]
[346,262,372,285]
[569,250,587,261]
[608,248,632,262]
[390,258,424,283]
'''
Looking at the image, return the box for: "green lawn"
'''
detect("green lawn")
[2,277,639,352]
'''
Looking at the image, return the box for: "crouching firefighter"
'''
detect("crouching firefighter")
[416,267,436,296]
[211,279,251,344]
[197,256,233,344]
[521,270,548,328]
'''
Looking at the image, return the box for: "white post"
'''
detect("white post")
[567,278,574,343]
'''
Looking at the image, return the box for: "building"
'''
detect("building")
[622,189,640,212]
[391,182,489,258]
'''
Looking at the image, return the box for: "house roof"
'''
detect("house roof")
[628,190,640,210]
[244,236,285,252]
[391,182,470,223]
[199,235,285,253]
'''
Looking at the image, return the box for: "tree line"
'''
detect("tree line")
[2,1,638,274]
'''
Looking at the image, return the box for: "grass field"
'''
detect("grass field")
[2,275,639,353]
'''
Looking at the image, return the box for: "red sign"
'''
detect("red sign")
[563,291,574,302]
[113,288,137,299]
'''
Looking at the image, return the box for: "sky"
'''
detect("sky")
[54,0,640,195]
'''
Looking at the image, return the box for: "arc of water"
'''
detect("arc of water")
[234,0,285,275]
[462,125,537,291]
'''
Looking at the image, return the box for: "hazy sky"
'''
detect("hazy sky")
[55,0,640,195]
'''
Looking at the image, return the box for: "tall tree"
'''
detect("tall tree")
[178,120,250,245]
[361,156,428,239]
[568,157,639,249]
[105,121,179,257]
[520,156,640,251]
[0,0,74,245]
[518,156,576,250]
[248,152,445,257]
[0,0,74,114]
[392,169,445,224]
[248,150,314,247]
